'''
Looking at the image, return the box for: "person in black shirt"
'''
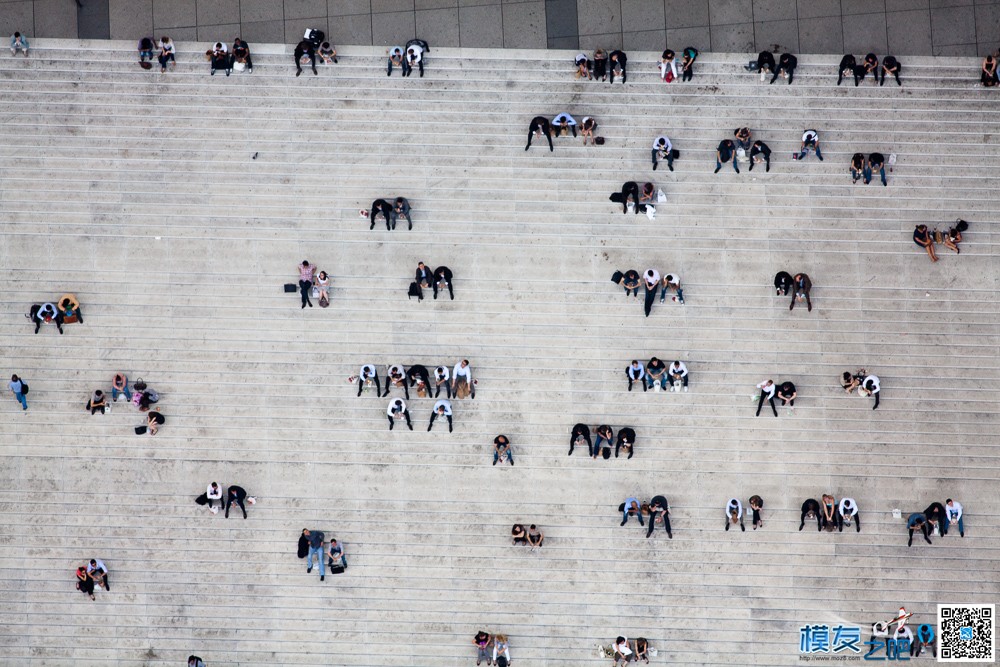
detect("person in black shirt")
[777,381,797,407]
[525,116,553,152]
[799,498,822,531]
[755,50,775,81]
[880,56,901,86]
[681,46,697,81]
[146,410,166,435]
[868,152,887,186]
[406,364,432,397]
[369,199,394,230]
[592,49,607,81]
[789,273,811,312]
[393,197,412,230]
[774,271,793,296]
[568,422,592,457]
[771,53,797,84]
[432,266,454,300]
[749,495,764,530]
[621,269,640,297]
[225,485,250,519]
[233,38,252,73]
[615,427,636,459]
[913,224,938,263]
[715,139,738,173]
[647,495,672,538]
[837,54,857,85]
[850,153,866,183]
[733,127,752,152]
[924,502,948,536]
[294,40,317,76]
[748,140,771,172]
[612,181,640,214]
[609,50,627,83]
[860,53,878,85]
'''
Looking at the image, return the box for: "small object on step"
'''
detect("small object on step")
[252,152,258,160]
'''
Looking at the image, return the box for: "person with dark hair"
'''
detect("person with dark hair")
[387,46,403,76]
[473,630,492,665]
[620,498,643,526]
[146,410,165,436]
[799,498,822,531]
[428,399,453,432]
[748,140,771,172]
[651,135,674,171]
[859,374,880,409]
[609,49,627,83]
[592,48,607,81]
[511,523,528,545]
[646,496,672,538]
[645,357,668,391]
[668,360,689,392]
[294,39,317,76]
[452,359,474,399]
[433,266,454,300]
[841,370,861,394]
[797,129,823,161]
[206,481,224,514]
[660,273,683,304]
[303,528,326,580]
[575,51,592,79]
[433,365,450,399]
[615,427,635,459]
[8,374,27,411]
[232,38,253,72]
[733,127,752,153]
[368,198,394,230]
[383,364,408,399]
[621,269,640,297]
[868,152,887,186]
[771,52,797,84]
[642,268,659,317]
[75,564,95,600]
[633,637,651,664]
[681,46,698,81]
[393,197,412,230]
[87,390,108,415]
[913,224,938,263]
[31,302,63,334]
[594,424,613,460]
[821,494,838,531]
[749,495,764,529]
[880,55,901,86]
[611,181,641,214]
[943,219,967,254]
[945,498,964,537]
[660,49,677,80]
[924,501,948,537]
[493,434,513,466]
[414,261,432,297]
[982,55,998,87]
[297,260,315,308]
[715,138,738,173]
[850,153,866,184]
[839,497,860,532]
[861,53,878,85]
[755,50,775,82]
[626,360,646,392]
[568,422,592,457]
[755,379,777,417]
[210,42,232,76]
[225,485,250,519]
[552,112,577,138]
[356,364,380,396]
[527,525,543,548]
[386,398,412,431]
[774,271,793,296]
[777,380,797,411]
[188,656,205,667]
[913,624,936,658]
[725,498,745,531]
[581,116,598,145]
[907,512,932,546]
[137,36,154,64]
[614,636,633,666]
[87,558,110,591]
[789,273,812,312]
[403,42,424,77]
[837,54,857,85]
[525,116,553,152]
[318,41,337,65]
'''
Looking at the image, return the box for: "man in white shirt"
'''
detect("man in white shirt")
[725,498,745,531]
[87,559,109,591]
[838,497,860,532]
[651,135,674,171]
[357,364,380,397]
[859,374,880,410]
[756,379,777,417]
[945,498,964,537]
[452,360,474,399]
[428,400,453,432]
[626,359,645,392]
[552,113,577,138]
[796,129,823,161]
[403,43,423,77]
[386,399,412,431]
[669,360,689,392]
[434,365,450,399]
[613,636,633,666]
[642,268,660,317]
[382,364,408,400]
[660,272,684,304]
[206,481,224,514]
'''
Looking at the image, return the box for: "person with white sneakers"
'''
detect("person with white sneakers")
[206,481,224,514]
[660,273,684,303]
[668,361,689,392]
[839,497,860,532]
[645,357,668,391]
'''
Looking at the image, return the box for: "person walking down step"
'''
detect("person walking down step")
[8,374,27,411]
[755,379,777,417]
[303,528,326,581]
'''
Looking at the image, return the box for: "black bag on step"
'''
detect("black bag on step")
[408,282,422,300]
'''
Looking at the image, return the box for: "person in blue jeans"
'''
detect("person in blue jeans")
[304,528,326,581]
[945,499,964,537]
[112,373,132,402]
[867,152,887,186]
[797,130,823,161]
[327,539,347,569]
[645,357,668,390]
[8,374,27,410]
[594,425,613,459]
[493,435,513,466]
[620,498,643,526]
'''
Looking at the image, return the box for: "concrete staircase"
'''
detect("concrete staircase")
[0,40,997,666]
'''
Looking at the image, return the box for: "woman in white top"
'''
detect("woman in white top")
[158,37,175,72]
[725,498,745,531]
[315,271,330,301]
[452,360,474,399]
[574,53,591,79]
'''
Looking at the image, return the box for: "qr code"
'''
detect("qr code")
[939,604,994,662]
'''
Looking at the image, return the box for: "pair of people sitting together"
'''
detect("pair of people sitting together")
[510,523,543,547]
[569,423,635,459]
[206,39,252,75]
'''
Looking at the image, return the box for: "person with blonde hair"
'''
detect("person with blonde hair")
[492,634,511,664]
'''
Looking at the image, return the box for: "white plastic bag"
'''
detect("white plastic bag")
[644,205,656,221]
[656,188,666,203]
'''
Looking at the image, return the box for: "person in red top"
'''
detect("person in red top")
[298,260,315,308]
